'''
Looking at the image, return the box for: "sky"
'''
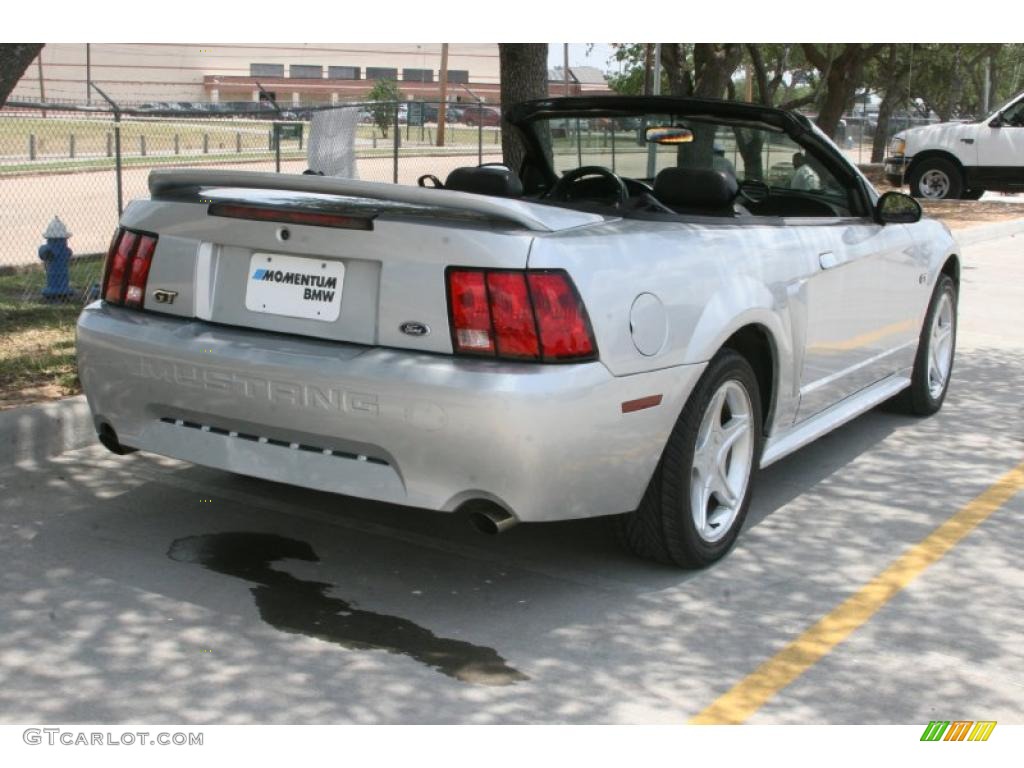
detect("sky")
[547,44,618,74]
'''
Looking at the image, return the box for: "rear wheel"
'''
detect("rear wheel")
[892,274,957,415]
[908,158,963,200]
[616,350,762,568]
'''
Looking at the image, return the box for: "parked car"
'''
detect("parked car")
[419,103,463,124]
[462,106,501,126]
[885,90,1024,199]
[77,95,959,568]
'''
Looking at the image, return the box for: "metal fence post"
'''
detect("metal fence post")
[174,134,179,155]
[202,134,209,154]
[69,134,75,159]
[140,135,146,157]
[89,82,123,216]
[477,101,483,166]
[236,132,241,154]
[106,133,112,157]
[393,102,400,184]
[114,115,123,216]
[29,134,36,161]
[274,124,281,173]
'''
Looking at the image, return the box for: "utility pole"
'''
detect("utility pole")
[436,43,449,147]
[983,55,992,115]
[646,43,661,179]
[37,49,46,117]
[643,44,653,95]
[563,43,570,96]
[86,43,92,105]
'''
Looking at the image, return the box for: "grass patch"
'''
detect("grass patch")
[0,258,101,408]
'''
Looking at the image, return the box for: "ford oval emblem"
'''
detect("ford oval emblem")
[400,321,430,337]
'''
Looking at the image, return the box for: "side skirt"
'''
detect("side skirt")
[760,373,911,468]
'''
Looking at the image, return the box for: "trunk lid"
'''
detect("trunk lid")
[119,170,604,354]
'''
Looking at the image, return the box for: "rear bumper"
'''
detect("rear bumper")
[76,304,704,522]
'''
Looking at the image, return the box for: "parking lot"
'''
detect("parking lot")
[0,232,1021,724]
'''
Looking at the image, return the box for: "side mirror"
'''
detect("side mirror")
[990,114,1004,128]
[876,191,922,224]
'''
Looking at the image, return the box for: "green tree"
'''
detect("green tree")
[801,44,885,138]
[863,45,914,161]
[366,78,400,138]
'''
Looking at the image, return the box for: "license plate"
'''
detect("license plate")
[245,253,345,322]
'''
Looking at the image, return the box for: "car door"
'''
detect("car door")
[976,96,1024,189]
[793,214,924,422]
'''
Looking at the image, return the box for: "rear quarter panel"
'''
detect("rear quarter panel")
[527,217,814,429]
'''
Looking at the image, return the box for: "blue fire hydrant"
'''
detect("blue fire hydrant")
[38,216,75,300]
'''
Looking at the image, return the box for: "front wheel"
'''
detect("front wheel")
[908,158,963,200]
[616,350,762,568]
[892,274,957,415]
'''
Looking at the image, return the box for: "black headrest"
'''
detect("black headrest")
[445,165,523,198]
[653,167,738,210]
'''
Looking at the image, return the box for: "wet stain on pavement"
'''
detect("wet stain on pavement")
[168,532,527,686]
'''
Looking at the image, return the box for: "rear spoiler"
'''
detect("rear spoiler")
[148,169,604,233]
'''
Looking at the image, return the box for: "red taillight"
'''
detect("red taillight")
[527,272,595,360]
[487,272,539,359]
[448,270,493,354]
[104,230,136,304]
[102,228,158,307]
[446,268,596,362]
[124,235,156,308]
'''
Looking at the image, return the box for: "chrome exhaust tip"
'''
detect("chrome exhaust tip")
[469,506,518,535]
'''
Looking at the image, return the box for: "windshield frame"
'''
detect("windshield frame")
[507,96,873,217]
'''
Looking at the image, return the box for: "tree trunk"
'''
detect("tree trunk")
[498,43,549,172]
[692,43,744,98]
[816,65,852,138]
[872,93,895,163]
[801,44,884,139]
[0,44,44,107]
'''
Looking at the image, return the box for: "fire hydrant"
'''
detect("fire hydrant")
[38,216,75,300]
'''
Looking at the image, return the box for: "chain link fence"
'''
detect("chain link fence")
[2,98,934,314]
[0,100,503,313]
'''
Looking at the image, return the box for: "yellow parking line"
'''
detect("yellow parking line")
[691,458,1024,725]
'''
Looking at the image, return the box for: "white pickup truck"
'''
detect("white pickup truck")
[885,91,1024,199]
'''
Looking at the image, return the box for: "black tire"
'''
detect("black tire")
[891,274,958,416]
[908,157,963,200]
[616,349,763,568]
[961,188,985,200]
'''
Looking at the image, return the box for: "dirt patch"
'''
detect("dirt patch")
[919,200,1024,230]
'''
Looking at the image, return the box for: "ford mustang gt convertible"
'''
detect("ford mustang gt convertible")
[77,96,959,568]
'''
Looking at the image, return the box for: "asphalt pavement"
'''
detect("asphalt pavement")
[1,233,1022,724]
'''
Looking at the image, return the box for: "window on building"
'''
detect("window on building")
[328,66,361,80]
[403,68,433,83]
[290,65,323,79]
[447,70,470,84]
[366,67,399,81]
[250,63,285,78]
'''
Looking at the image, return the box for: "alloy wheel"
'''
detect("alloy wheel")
[689,380,755,543]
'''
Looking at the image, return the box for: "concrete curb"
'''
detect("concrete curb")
[953,217,1024,247]
[0,395,97,466]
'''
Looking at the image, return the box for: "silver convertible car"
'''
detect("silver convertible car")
[77,96,959,568]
